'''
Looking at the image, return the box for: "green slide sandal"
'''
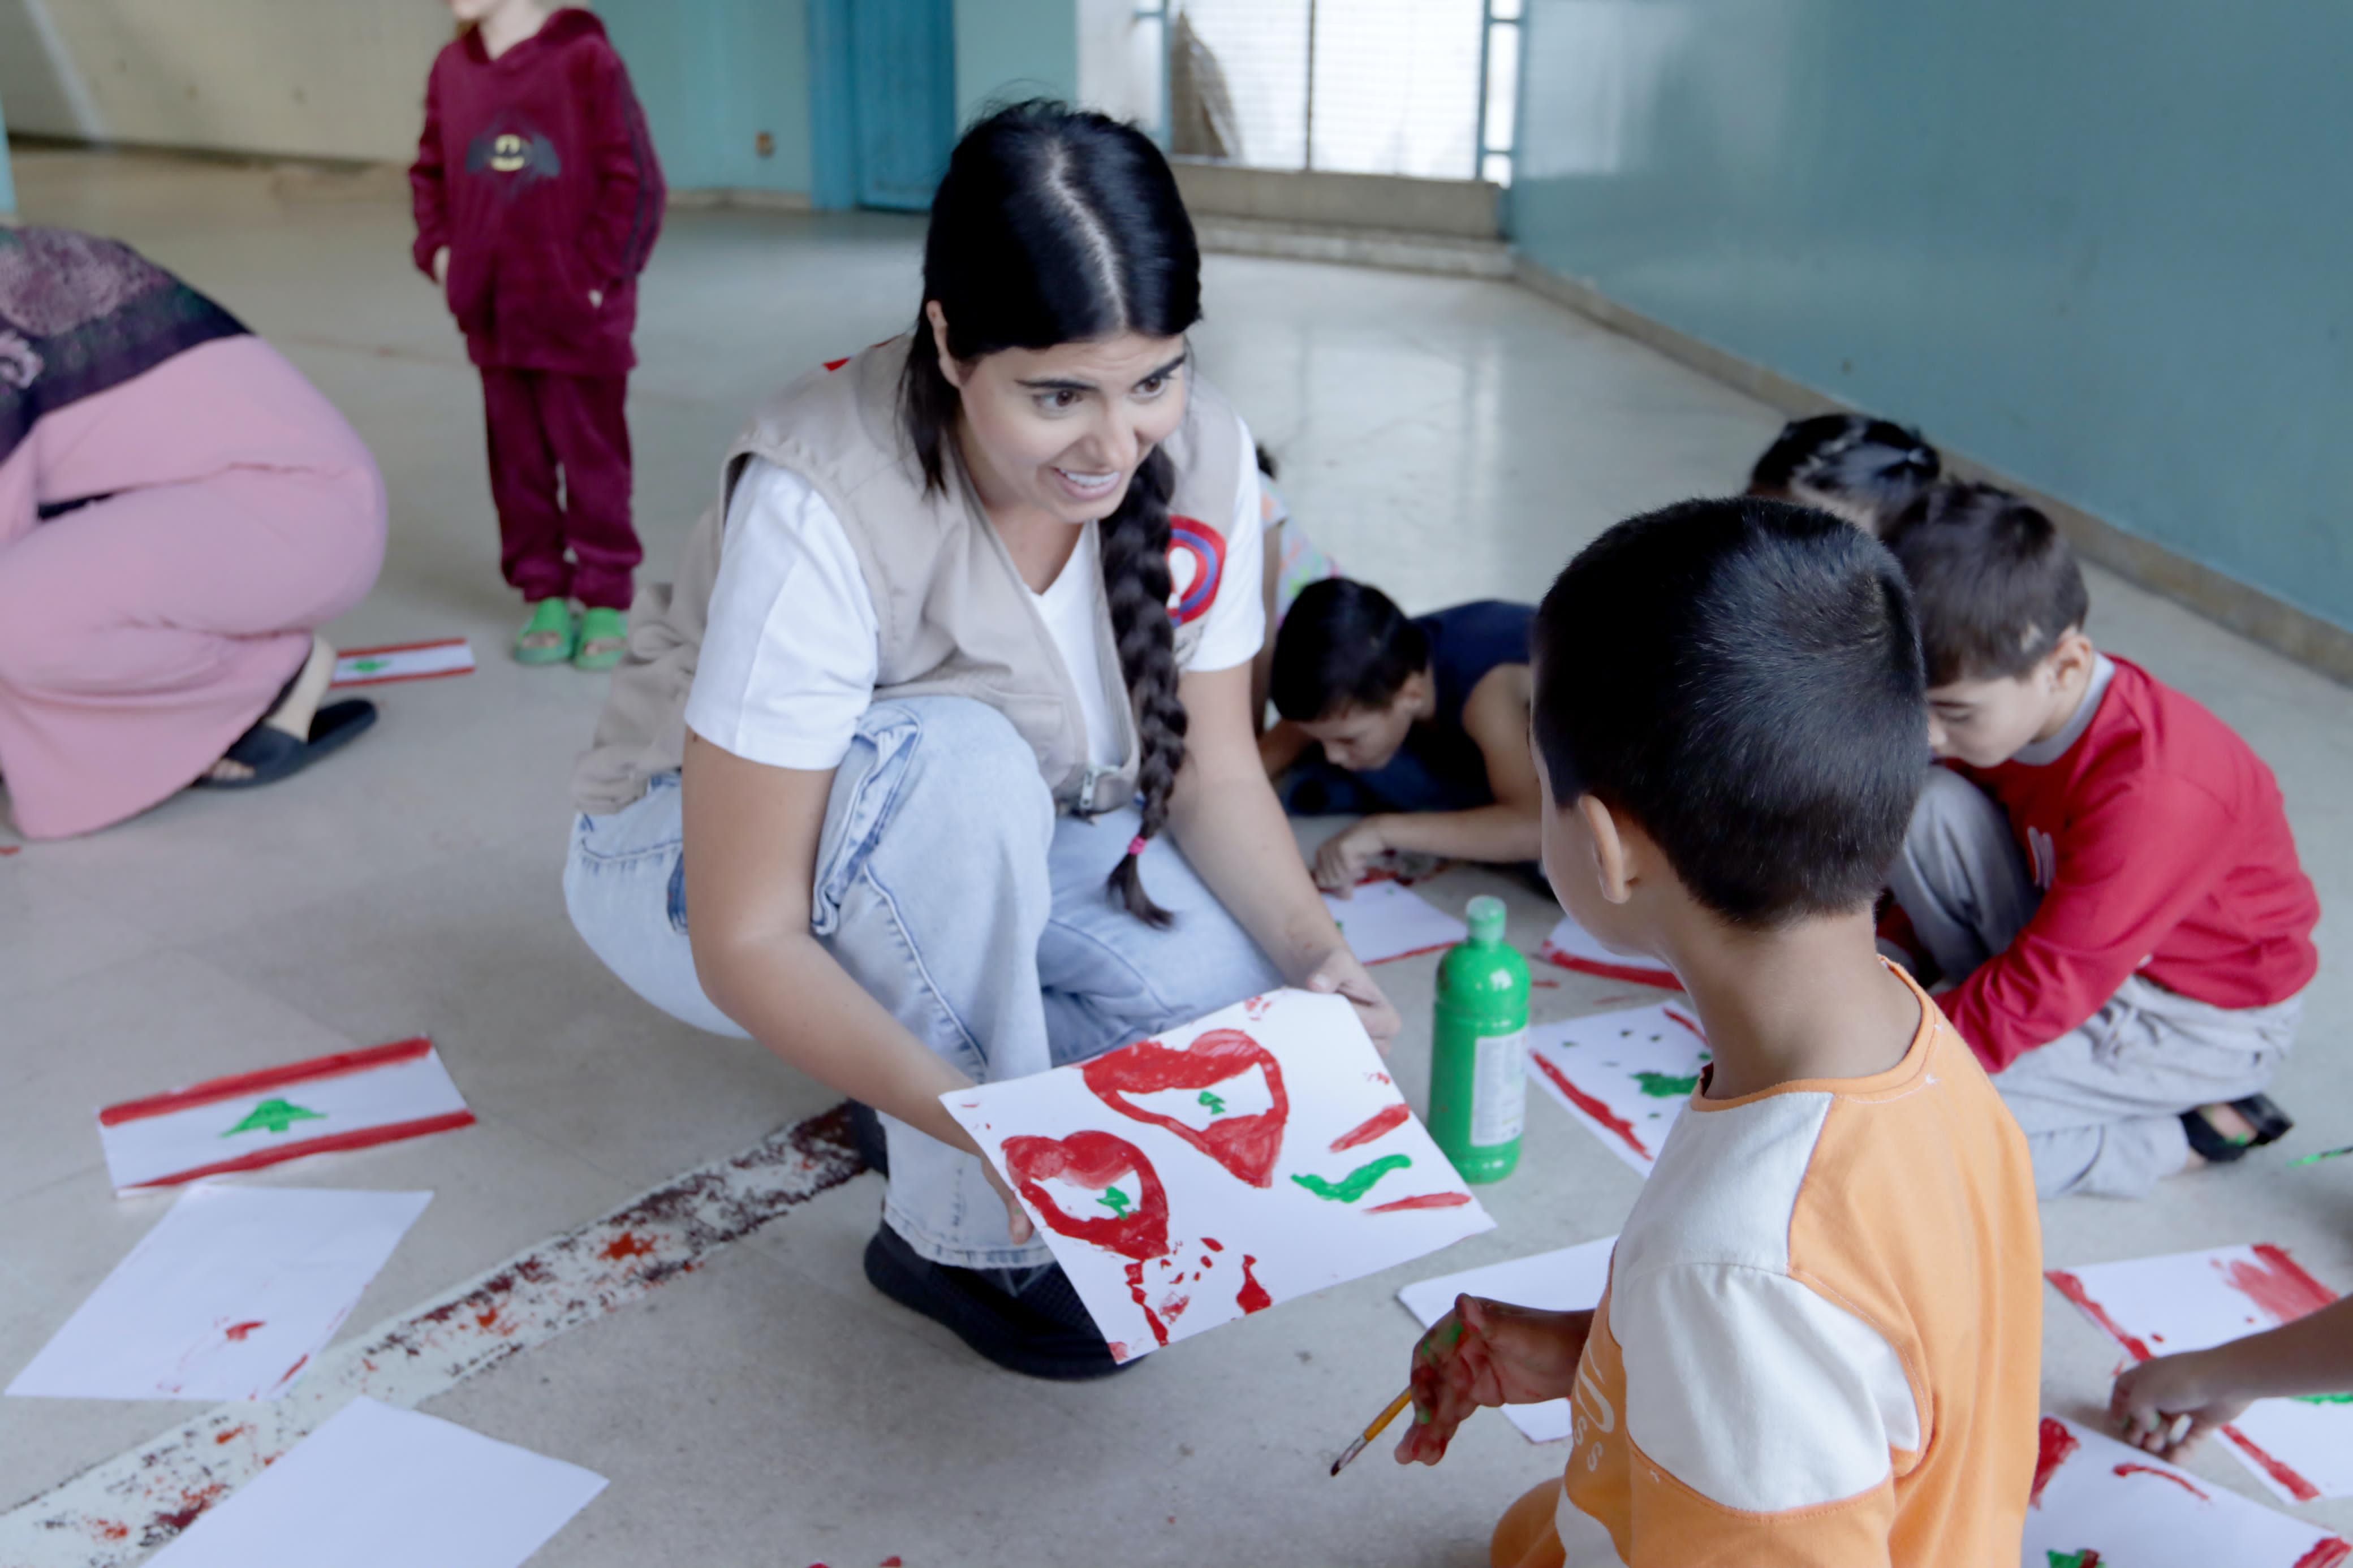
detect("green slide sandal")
[574,606,630,673]
[515,598,577,666]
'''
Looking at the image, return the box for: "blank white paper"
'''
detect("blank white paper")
[146,1397,606,1568]
[1398,1236,1618,1442]
[1322,880,1468,965]
[7,1186,431,1401]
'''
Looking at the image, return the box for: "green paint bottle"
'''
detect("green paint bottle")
[1429,895,1529,1183]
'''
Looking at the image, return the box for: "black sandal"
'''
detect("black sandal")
[195,699,378,791]
[2182,1094,2295,1164]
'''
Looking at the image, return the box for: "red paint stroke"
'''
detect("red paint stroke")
[213,1424,249,1446]
[2294,1539,2353,1568]
[882,1560,904,1567]
[602,1231,657,1262]
[2030,1416,2079,1507]
[2223,1424,2321,1503]
[1084,1030,1289,1187]
[1662,1007,1706,1043]
[2045,1271,2156,1362]
[1106,1341,1129,1360]
[100,1037,437,1125]
[277,1354,309,1388]
[2221,1243,2337,1325]
[2113,1462,2208,1500]
[1369,1072,1392,1086]
[1531,978,1560,989]
[1202,1237,1224,1251]
[1532,1053,1652,1160]
[92,1520,129,1540]
[475,1308,499,1331]
[1243,995,1273,1020]
[1123,1261,1170,1347]
[1367,942,1454,966]
[1160,1293,1192,1323]
[222,1320,264,1341]
[1537,946,1683,991]
[1366,1191,1473,1212]
[1331,1104,1411,1153]
[822,356,851,371]
[123,1111,479,1189]
[153,1482,228,1535]
[0,845,18,857]
[1236,1254,1272,1315]
[1004,1131,1170,1260]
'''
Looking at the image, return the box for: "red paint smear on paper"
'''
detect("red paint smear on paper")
[1662,1007,1706,1043]
[1366,1191,1473,1213]
[1123,1261,1170,1346]
[1236,1254,1272,1315]
[2221,1243,2337,1325]
[1202,1237,1224,1251]
[1106,1342,1128,1360]
[1532,1054,1652,1160]
[2113,1462,2207,1500]
[1006,1131,1170,1260]
[121,1111,478,1189]
[1536,945,1682,991]
[0,845,18,857]
[1160,1293,1192,1323]
[100,1037,437,1125]
[1084,1030,1289,1187]
[2293,1539,2353,1568]
[278,1354,309,1388]
[1243,995,1273,1020]
[222,1320,264,1341]
[2223,1424,2322,1504]
[2030,1416,2079,1507]
[1331,1104,1411,1153]
[602,1231,657,1262]
[2045,1271,2155,1361]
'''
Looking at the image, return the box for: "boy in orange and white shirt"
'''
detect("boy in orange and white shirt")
[1397,499,2044,1566]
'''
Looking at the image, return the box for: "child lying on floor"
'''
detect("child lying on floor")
[1882,482,2320,1198]
[1258,579,1539,891]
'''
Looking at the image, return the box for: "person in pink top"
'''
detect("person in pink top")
[1882,482,2320,1198]
[0,226,386,840]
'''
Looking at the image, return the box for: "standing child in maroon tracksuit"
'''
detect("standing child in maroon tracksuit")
[411,0,663,671]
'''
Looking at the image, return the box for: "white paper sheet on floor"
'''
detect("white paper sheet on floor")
[1398,1234,1618,1443]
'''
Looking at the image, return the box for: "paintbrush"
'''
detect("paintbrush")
[1331,1387,1413,1476]
[2291,1143,2353,1168]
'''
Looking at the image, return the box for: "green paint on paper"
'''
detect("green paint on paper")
[223,1098,325,1137]
[1096,1186,1132,1217]
[2294,1392,2353,1405]
[1634,1070,1699,1098]
[2045,1551,2101,1568]
[1290,1153,1411,1203]
[1197,1090,1226,1114]
[351,657,390,673]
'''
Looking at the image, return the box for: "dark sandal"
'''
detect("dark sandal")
[195,699,378,791]
[2181,1094,2295,1164]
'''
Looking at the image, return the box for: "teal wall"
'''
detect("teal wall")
[954,0,1078,128]
[1510,1,2353,633]
[600,0,814,196]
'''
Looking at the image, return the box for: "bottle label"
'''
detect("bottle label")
[1471,1027,1527,1147]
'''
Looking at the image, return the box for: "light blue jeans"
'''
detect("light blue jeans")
[564,697,1283,1269]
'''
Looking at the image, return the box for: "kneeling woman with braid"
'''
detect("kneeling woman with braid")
[564,103,1398,1378]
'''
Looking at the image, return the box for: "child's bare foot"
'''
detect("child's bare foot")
[206,635,334,784]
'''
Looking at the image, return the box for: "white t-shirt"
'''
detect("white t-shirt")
[685,409,1266,772]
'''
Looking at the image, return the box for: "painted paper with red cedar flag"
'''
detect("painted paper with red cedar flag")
[330,639,475,688]
[1525,1001,1710,1174]
[1537,912,1682,990]
[2024,1415,2347,1567]
[97,1039,475,1193]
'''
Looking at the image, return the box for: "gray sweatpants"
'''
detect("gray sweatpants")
[1887,767,2302,1200]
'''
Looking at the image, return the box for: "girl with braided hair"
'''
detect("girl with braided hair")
[564,102,1396,1378]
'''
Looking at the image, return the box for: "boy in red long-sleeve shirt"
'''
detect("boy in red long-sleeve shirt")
[1884,483,2320,1198]
[411,0,663,671]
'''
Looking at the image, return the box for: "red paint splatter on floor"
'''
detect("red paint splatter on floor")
[2030,1416,2079,1507]
[2221,1243,2337,1325]
[1532,1054,1652,1160]
[1365,1191,1473,1212]
[1235,1254,1272,1315]
[90,1521,128,1541]
[2113,1462,2207,1500]
[153,1482,228,1535]
[602,1231,657,1262]
[1084,1030,1290,1186]
[476,1307,501,1331]
[2224,1424,2321,1503]
[2293,1539,2353,1568]
[213,1424,249,1445]
[1123,1261,1170,1346]
[1330,1103,1411,1153]
[222,1320,264,1341]
[2045,1271,2155,1361]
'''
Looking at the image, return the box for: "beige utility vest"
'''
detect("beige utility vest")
[570,336,1246,818]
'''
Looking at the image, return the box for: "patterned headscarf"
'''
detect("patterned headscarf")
[0,226,247,469]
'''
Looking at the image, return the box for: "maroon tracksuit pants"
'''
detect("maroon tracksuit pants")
[479,368,640,611]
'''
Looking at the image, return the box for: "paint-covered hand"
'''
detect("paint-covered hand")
[1395,1295,1592,1466]
[1312,820,1387,895]
[2111,1350,2250,1459]
[1303,949,1400,1052]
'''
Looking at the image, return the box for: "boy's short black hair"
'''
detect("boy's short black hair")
[1747,413,1940,532]
[1271,578,1431,723]
[1882,481,2089,686]
[1532,498,1927,927]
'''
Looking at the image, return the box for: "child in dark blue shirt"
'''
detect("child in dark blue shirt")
[1261,578,1538,890]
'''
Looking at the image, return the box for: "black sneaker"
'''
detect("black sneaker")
[862,1224,1128,1380]
[2182,1094,2295,1164]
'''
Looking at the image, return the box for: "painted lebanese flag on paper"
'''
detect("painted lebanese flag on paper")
[2046,1244,2353,1503]
[330,639,475,688]
[1537,913,1681,991]
[97,1039,475,1193]
[1525,1001,1710,1174]
[942,989,1493,1363]
[2024,1415,2347,1568]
